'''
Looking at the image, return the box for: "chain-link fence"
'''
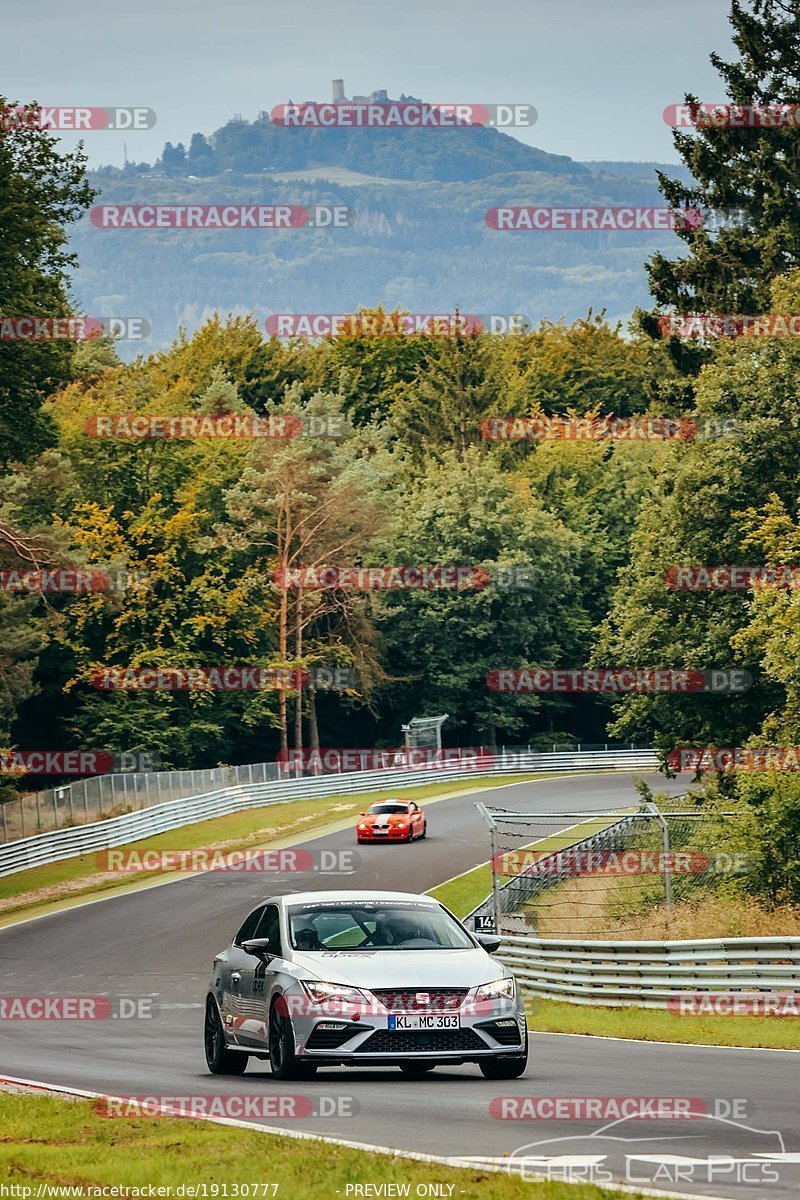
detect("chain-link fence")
[0,762,286,844]
[472,801,754,940]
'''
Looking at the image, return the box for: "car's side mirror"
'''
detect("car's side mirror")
[241,937,272,958]
[475,933,502,954]
[359,812,366,817]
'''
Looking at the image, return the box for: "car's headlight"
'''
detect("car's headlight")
[357,823,369,831]
[301,980,369,1004]
[474,977,516,1001]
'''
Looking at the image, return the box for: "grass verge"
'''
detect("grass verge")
[0,775,543,927]
[527,998,800,1049]
[0,1091,647,1199]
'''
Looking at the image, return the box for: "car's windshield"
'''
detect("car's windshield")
[287,902,473,951]
[367,803,410,815]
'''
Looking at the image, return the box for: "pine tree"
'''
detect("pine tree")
[646,0,800,317]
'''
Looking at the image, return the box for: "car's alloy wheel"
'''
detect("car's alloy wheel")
[269,1002,316,1080]
[204,997,248,1074]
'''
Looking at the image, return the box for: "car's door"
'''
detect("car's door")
[408,802,424,835]
[221,904,266,1045]
[236,903,284,1047]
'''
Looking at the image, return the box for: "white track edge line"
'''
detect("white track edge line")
[0,1073,738,1200]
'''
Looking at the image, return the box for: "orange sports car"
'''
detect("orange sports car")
[356,799,427,843]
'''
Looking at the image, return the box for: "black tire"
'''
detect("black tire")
[269,1002,317,1080]
[204,996,248,1075]
[419,823,427,840]
[399,1062,436,1076]
[478,1032,529,1080]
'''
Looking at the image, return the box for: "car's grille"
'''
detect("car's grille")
[306,1023,372,1050]
[370,988,469,1013]
[477,1019,523,1046]
[357,1028,486,1054]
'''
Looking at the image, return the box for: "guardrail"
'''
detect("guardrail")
[0,748,658,878]
[0,742,652,844]
[499,934,800,1008]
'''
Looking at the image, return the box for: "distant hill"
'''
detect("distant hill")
[74,116,693,356]
[107,113,588,185]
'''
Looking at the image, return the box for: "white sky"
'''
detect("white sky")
[2,0,733,168]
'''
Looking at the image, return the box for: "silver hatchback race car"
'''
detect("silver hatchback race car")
[205,889,528,1079]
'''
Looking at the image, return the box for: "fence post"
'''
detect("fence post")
[20,795,25,839]
[35,791,42,833]
[646,802,672,920]
[68,784,75,826]
[490,822,502,935]
[1,802,6,843]
[53,790,59,830]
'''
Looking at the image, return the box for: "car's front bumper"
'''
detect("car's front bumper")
[292,996,527,1063]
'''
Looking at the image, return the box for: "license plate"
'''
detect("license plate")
[372,829,388,835]
[388,1014,460,1030]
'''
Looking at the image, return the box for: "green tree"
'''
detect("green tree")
[647,0,800,317]
[0,98,95,466]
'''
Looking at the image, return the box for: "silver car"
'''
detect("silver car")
[205,889,528,1079]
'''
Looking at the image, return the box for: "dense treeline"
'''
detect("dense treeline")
[4,0,800,892]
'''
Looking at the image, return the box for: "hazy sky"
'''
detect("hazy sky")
[3,0,733,168]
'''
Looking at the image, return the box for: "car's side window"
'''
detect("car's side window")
[234,906,265,946]
[254,904,282,957]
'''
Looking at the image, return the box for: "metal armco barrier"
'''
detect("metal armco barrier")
[498,934,800,1008]
[0,748,657,877]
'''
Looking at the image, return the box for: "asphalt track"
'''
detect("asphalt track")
[2,771,799,1199]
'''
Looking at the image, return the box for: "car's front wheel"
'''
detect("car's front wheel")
[478,1031,528,1079]
[269,1002,317,1080]
[204,997,248,1075]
